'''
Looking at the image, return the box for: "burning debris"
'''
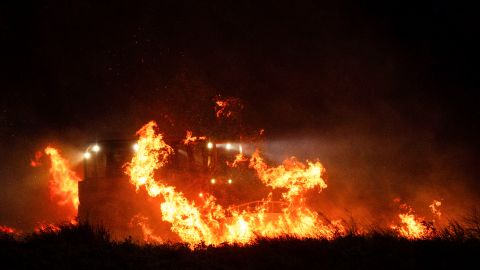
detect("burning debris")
[430,200,442,218]
[183,130,206,145]
[214,96,244,119]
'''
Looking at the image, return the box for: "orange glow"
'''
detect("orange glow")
[131,215,163,244]
[124,121,344,247]
[391,202,435,239]
[215,99,231,118]
[44,147,81,218]
[0,225,17,234]
[227,153,248,167]
[214,96,243,119]
[183,130,206,145]
[429,200,442,218]
[124,121,173,197]
[34,222,61,233]
[30,151,43,167]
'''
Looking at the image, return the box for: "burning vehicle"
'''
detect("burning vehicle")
[78,135,263,240]
[23,98,443,245]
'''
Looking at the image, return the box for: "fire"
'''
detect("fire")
[124,121,173,196]
[429,200,442,218]
[124,121,343,247]
[44,147,81,215]
[214,96,243,119]
[249,150,327,201]
[391,202,435,239]
[227,153,248,167]
[30,151,43,167]
[183,130,206,145]
[0,225,17,235]
[215,99,231,118]
[34,223,61,233]
[131,215,163,244]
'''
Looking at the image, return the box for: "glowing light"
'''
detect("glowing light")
[125,120,343,248]
[83,152,91,159]
[390,202,436,239]
[228,179,233,184]
[133,143,139,152]
[0,225,16,234]
[207,142,213,149]
[92,144,100,152]
[429,200,442,217]
[239,144,243,154]
[226,143,232,150]
[183,130,206,145]
[44,146,81,222]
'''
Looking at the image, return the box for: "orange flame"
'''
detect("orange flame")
[44,147,81,218]
[183,130,206,145]
[125,121,343,247]
[429,200,442,218]
[214,96,243,119]
[34,222,61,233]
[30,151,43,167]
[124,121,173,196]
[391,202,436,239]
[131,215,163,244]
[0,225,17,235]
[227,153,248,167]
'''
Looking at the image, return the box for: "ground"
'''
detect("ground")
[1,224,479,269]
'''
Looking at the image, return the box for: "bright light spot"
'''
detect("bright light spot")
[92,144,100,152]
[207,142,213,149]
[239,145,243,154]
[133,143,139,152]
[210,178,216,184]
[83,152,91,159]
[199,193,203,198]
[226,143,232,150]
[228,179,232,184]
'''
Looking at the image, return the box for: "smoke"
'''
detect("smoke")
[261,130,479,227]
[1,0,478,234]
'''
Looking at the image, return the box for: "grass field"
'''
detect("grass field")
[1,221,479,269]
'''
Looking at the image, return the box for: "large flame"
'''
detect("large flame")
[124,121,343,247]
[44,147,81,217]
[391,202,438,239]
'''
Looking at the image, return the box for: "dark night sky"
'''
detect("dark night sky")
[0,0,479,229]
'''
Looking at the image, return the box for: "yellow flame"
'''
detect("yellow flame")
[124,121,343,247]
[44,147,81,216]
[391,202,436,239]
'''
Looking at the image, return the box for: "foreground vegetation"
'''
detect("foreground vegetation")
[1,221,479,269]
